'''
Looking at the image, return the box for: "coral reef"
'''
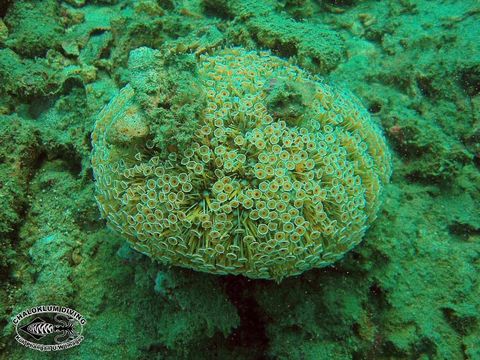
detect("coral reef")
[0,0,479,359]
[3,0,64,57]
[202,0,345,73]
[91,47,391,280]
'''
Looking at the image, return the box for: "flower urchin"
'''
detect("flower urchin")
[91,47,391,281]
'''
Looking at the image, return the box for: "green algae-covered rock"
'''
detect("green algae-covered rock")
[91,47,391,281]
[4,0,64,57]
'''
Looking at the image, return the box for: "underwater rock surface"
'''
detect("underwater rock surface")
[0,0,479,359]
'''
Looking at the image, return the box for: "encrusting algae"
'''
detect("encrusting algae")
[91,47,391,281]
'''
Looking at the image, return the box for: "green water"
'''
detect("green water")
[0,1,479,359]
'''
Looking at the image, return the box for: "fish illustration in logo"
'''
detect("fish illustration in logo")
[19,314,78,343]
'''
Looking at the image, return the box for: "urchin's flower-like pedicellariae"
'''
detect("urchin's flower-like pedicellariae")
[91,48,391,281]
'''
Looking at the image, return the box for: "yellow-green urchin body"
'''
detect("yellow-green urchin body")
[91,48,391,281]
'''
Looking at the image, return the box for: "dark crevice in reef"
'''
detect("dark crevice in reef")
[249,32,299,60]
[458,65,480,97]
[51,152,83,178]
[441,307,477,336]
[31,150,48,175]
[0,232,17,280]
[202,0,234,20]
[368,102,382,114]
[448,221,480,240]
[368,282,389,310]
[0,0,12,18]
[158,0,175,11]
[60,78,87,97]
[416,75,438,98]
[29,145,83,184]
[322,0,357,8]
[222,276,270,358]
[27,97,56,120]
